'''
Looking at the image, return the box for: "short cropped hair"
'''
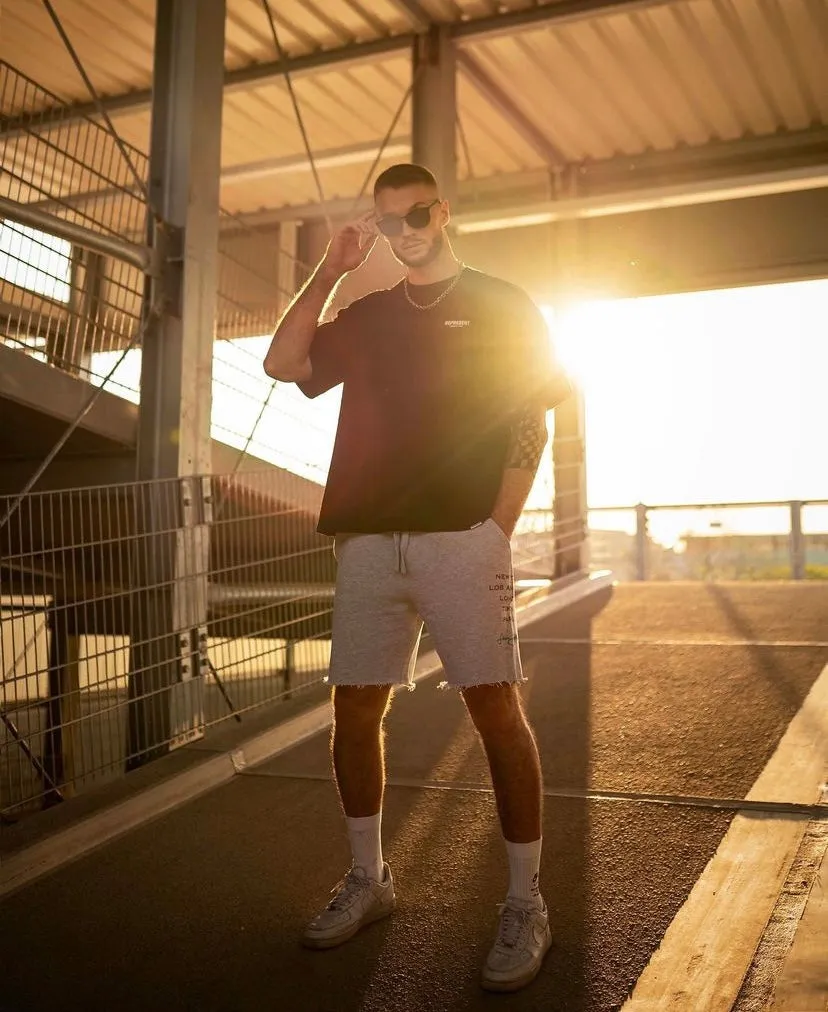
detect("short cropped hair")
[374,163,438,198]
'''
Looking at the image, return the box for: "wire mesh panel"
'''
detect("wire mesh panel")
[205,468,335,726]
[0,468,336,818]
[0,62,149,240]
[0,62,149,393]
[216,215,300,341]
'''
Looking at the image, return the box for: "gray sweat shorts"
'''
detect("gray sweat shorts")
[326,519,523,690]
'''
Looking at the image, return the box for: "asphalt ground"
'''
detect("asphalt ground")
[1,583,826,1012]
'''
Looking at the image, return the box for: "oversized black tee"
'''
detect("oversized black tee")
[298,267,571,535]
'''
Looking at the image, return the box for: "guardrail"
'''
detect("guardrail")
[586,499,828,581]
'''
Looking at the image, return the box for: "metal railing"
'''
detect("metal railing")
[1,61,301,405]
[1,62,150,392]
[0,459,582,819]
[0,58,588,823]
[0,468,335,817]
[1,62,150,243]
[587,499,828,581]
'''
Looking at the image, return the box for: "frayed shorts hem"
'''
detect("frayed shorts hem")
[323,673,528,692]
[323,675,416,691]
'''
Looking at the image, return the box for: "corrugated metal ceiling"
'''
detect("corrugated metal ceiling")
[1,0,827,220]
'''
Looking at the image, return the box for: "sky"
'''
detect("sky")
[538,279,828,543]
[542,279,828,504]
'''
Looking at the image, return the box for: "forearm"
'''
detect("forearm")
[263,261,341,381]
[490,405,547,536]
[490,468,537,537]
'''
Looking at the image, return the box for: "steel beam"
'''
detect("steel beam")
[456,50,565,167]
[4,0,675,134]
[412,26,457,200]
[453,162,828,233]
[25,139,412,215]
[2,35,414,137]
[223,126,828,228]
[222,139,411,184]
[386,0,432,31]
[127,0,226,770]
[28,117,828,226]
[452,0,678,42]
[224,168,554,226]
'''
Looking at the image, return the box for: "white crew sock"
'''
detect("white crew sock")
[505,838,544,909]
[346,813,384,882]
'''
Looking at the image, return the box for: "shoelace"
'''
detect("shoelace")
[494,903,532,950]
[326,870,371,911]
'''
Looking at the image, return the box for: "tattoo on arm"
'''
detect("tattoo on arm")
[505,406,547,471]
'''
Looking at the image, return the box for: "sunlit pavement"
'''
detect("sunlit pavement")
[1,583,826,1012]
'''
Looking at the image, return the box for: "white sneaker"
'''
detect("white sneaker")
[481,898,552,992]
[302,863,395,949]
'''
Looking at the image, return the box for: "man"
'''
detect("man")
[264,163,570,993]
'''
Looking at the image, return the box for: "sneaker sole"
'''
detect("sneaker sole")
[302,897,396,950]
[480,932,552,993]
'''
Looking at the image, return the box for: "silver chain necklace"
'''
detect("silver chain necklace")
[403,264,465,311]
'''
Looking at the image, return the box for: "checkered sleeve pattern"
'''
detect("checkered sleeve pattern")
[504,405,547,471]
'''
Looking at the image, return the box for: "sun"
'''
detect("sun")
[539,299,616,392]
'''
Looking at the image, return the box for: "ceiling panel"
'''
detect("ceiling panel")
[1,0,825,225]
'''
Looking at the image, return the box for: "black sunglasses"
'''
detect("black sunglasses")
[376,199,440,237]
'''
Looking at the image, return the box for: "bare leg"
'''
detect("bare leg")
[462,683,542,842]
[331,684,394,817]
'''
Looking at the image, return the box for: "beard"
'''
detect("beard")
[393,230,444,268]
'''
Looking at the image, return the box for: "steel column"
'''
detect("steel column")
[42,605,82,805]
[127,0,225,770]
[553,386,589,577]
[278,222,299,317]
[45,248,104,375]
[412,26,457,204]
[635,503,649,581]
[790,500,805,580]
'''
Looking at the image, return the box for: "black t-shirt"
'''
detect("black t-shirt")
[298,267,571,535]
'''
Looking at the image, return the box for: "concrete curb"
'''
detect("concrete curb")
[0,570,613,898]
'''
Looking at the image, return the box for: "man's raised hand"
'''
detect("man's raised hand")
[322,212,379,277]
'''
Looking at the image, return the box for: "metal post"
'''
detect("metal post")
[412,26,457,205]
[127,0,226,770]
[790,500,805,580]
[46,247,103,375]
[42,605,82,806]
[283,640,295,700]
[635,503,648,581]
[278,221,299,316]
[296,220,328,288]
[553,384,588,578]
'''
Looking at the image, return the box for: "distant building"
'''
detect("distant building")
[588,529,683,581]
[680,533,828,579]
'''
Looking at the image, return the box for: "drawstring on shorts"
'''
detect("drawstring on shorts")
[393,531,411,575]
